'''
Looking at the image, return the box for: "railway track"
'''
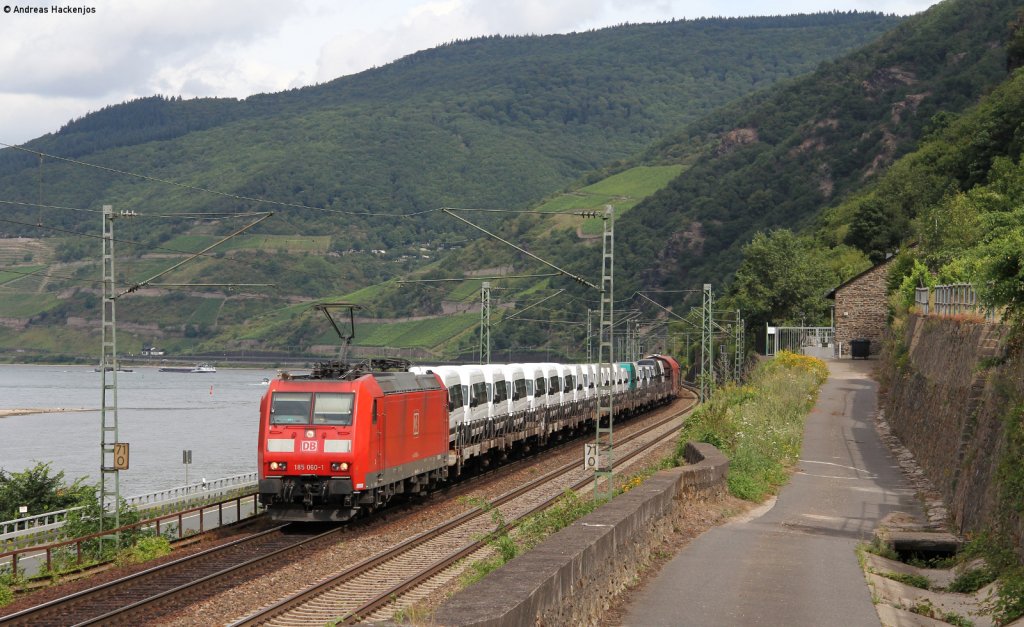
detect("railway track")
[0,524,343,626]
[231,393,698,626]
[1,393,696,626]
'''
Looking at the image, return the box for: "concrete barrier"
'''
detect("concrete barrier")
[432,442,728,626]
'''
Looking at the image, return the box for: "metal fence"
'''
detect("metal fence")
[915,284,999,322]
[915,287,930,315]
[0,472,258,547]
[765,326,835,358]
[0,493,261,578]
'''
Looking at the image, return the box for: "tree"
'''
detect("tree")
[845,196,909,263]
[0,462,95,520]
[728,229,838,331]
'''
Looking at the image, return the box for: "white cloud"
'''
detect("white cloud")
[0,0,940,144]
[0,1,295,98]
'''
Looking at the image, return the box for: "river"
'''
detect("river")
[0,364,281,497]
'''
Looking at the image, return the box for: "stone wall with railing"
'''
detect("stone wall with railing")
[914,283,1001,322]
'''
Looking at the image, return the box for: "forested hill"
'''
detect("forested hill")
[0,12,898,254]
[599,0,1022,306]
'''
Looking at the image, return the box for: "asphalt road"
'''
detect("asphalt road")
[622,359,922,626]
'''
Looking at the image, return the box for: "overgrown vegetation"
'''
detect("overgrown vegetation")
[879,571,931,589]
[959,535,1024,624]
[459,491,603,587]
[674,351,828,501]
[907,599,975,627]
[0,462,94,521]
[949,566,998,593]
[459,459,672,587]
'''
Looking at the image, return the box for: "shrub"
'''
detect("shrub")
[949,567,997,593]
[114,536,172,566]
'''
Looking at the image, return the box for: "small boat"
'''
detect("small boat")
[260,377,271,385]
[94,366,134,373]
[159,363,217,373]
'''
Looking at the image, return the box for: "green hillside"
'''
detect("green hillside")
[0,13,904,360]
[544,0,1023,311]
[413,0,1023,353]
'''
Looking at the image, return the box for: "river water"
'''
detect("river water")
[0,364,281,496]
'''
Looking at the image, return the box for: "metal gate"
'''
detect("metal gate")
[765,326,834,358]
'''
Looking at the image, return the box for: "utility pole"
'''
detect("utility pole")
[586,308,593,363]
[97,208,270,545]
[479,281,491,364]
[441,205,613,499]
[595,205,615,500]
[734,309,744,381]
[701,283,714,402]
[99,205,133,544]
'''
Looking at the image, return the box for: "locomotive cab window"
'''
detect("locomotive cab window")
[313,393,355,425]
[270,392,312,425]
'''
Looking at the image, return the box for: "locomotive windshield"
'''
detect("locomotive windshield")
[313,393,355,425]
[270,392,355,425]
[270,392,312,424]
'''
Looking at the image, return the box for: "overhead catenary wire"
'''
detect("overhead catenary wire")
[0,214,273,266]
[442,207,598,290]
[502,317,586,326]
[397,273,560,283]
[0,196,277,221]
[0,198,104,214]
[0,265,102,288]
[116,212,273,297]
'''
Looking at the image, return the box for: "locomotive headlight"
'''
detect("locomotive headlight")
[269,461,287,471]
[331,462,350,472]
[305,429,315,438]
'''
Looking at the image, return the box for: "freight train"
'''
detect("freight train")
[257,356,681,521]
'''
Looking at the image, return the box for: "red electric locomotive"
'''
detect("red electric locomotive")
[257,359,450,521]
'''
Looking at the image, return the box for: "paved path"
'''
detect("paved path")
[621,359,922,626]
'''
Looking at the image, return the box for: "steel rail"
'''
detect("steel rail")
[343,401,695,624]
[233,392,697,626]
[4,389,698,627]
[0,524,341,626]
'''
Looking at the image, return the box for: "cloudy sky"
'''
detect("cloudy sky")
[1,0,939,145]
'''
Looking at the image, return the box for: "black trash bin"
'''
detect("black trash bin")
[850,338,871,359]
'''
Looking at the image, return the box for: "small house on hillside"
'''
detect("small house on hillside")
[827,256,897,357]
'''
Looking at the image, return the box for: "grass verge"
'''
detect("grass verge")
[673,351,828,500]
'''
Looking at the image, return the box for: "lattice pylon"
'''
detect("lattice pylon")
[595,206,615,500]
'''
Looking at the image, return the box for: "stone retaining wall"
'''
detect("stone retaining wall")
[432,442,728,626]
[881,314,1021,555]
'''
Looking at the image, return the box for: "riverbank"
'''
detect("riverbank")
[0,408,92,418]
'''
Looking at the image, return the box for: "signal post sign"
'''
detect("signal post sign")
[583,443,598,471]
[113,442,130,470]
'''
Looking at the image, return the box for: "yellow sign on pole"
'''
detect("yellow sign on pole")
[113,442,129,470]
